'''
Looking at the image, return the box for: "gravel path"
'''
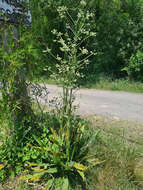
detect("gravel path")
[34,84,143,123]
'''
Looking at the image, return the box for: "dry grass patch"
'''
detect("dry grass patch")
[88,114,143,146]
[0,177,30,190]
[85,114,143,190]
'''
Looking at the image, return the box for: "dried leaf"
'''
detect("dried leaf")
[51,128,57,141]
[0,164,5,170]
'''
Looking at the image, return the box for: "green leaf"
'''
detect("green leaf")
[20,168,57,182]
[46,179,54,190]
[20,170,49,181]
[32,135,43,146]
[77,170,85,181]
[26,162,37,166]
[10,170,15,179]
[46,168,58,174]
[54,178,63,190]
[20,174,35,181]
[62,178,69,190]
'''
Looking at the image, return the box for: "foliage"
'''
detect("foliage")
[30,0,143,81]
[1,115,143,190]
[123,51,143,81]
[0,111,100,189]
[0,2,98,189]
[82,74,143,93]
[1,0,143,189]
[43,1,95,116]
[0,25,36,126]
[89,0,143,79]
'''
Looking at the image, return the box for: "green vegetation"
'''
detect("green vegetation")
[0,106,97,189]
[0,0,143,190]
[0,1,100,189]
[83,76,143,93]
[34,76,143,93]
[0,112,143,190]
[30,0,143,92]
[30,0,143,83]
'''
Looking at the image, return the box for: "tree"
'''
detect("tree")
[0,0,34,137]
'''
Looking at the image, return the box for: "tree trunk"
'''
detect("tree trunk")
[1,26,32,126]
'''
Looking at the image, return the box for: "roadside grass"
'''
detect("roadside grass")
[0,178,32,190]
[86,114,143,190]
[83,75,143,93]
[33,75,143,93]
[32,77,58,86]
[88,114,143,146]
[0,105,143,190]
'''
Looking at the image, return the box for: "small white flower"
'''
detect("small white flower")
[80,0,86,7]
[71,44,76,48]
[57,6,67,18]
[82,48,88,55]
[56,55,62,61]
[43,47,51,53]
[52,29,57,35]
[90,32,96,37]
[86,12,90,19]
[57,32,63,37]
[83,59,89,65]
[59,38,65,45]
[77,12,82,18]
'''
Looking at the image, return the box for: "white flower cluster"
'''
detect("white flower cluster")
[80,0,87,7]
[44,3,96,89]
[57,6,67,18]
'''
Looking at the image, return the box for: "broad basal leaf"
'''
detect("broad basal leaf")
[62,178,69,190]
[74,163,86,171]
[77,170,85,181]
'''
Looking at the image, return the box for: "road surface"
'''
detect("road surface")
[33,84,143,123]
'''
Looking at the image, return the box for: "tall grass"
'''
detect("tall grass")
[87,130,142,190]
[84,74,143,93]
[33,75,143,93]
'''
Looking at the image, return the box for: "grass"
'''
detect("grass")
[32,77,58,86]
[88,114,143,146]
[1,108,143,190]
[0,178,33,190]
[83,75,143,93]
[86,114,143,190]
[33,75,143,93]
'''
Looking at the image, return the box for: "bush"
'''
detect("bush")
[123,51,143,81]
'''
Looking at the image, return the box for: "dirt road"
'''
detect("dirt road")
[35,84,143,123]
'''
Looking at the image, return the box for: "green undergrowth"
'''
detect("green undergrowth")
[0,105,143,190]
[0,103,99,189]
[33,75,143,93]
[83,75,143,93]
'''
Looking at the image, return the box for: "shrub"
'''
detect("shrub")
[123,51,143,81]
